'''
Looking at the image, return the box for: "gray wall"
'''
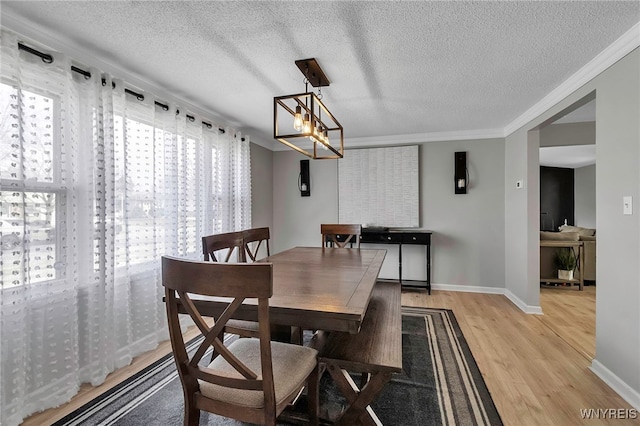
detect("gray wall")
[505,48,640,398]
[250,143,274,230]
[575,164,596,228]
[272,150,338,253]
[272,139,506,289]
[593,49,639,396]
[540,121,596,147]
[420,139,505,288]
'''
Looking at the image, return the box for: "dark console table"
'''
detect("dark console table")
[360,229,432,294]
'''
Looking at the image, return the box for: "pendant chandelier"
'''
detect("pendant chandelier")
[274,58,344,159]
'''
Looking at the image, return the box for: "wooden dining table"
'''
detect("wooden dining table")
[188,246,387,334]
[183,246,399,425]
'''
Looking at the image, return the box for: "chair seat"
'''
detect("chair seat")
[199,338,317,408]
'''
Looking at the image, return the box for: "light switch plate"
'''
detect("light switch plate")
[623,196,632,215]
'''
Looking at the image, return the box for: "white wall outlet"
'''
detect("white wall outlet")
[516,180,524,189]
[623,196,632,215]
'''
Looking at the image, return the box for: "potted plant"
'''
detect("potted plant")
[554,248,577,280]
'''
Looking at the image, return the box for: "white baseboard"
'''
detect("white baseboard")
[591,359,640,411]
[429,283,542,314]
[431,283,506,294]
[504,289,544,315]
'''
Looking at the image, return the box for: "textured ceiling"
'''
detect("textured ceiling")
[2,1,638,148]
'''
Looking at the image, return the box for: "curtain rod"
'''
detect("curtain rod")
[17,41,249,140]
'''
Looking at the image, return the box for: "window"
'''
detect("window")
[1,32,252,425]
[0,82,65,287]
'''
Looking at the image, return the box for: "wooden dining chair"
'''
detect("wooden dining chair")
[202,231,258,338]
[202,231,246,263]
[321,224,362,248]
[242,226,302,343]
[243,227,271,262]
[162,256,319,426]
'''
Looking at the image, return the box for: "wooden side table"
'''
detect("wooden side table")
[540,240,584,290]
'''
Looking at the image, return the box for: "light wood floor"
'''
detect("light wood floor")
[24,287,634,426]
[539,284,596,360]
[404,287,635,426]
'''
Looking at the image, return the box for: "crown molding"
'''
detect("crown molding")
[343,129,505,148]
[504,22,640,137]
[271,128,505,151]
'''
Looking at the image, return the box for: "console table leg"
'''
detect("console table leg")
[579,244,584,291]
[427,244,431,295]
[398,243,403,285]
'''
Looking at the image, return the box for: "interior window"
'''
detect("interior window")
[0,82,64,287]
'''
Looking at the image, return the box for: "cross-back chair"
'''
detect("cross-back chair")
[243,227,271,262]
[202,231,258,338]
[242,226,303,343]
[162,256,319,426]
[321,224,362,248]
[202,231,246,263]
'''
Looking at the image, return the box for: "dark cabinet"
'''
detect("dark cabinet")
[540,166,574,231]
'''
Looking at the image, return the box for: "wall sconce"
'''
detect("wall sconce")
[454,151,468,194]
[299,159,310,197]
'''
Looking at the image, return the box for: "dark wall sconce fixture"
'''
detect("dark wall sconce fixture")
[454,151,468,194]
[299,159,311,196]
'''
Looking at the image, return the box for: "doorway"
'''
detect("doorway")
[537,96,596,360]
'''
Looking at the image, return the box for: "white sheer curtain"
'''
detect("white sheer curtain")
[0,29,251,425]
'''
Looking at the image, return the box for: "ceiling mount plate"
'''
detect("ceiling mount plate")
[295,58,330,87]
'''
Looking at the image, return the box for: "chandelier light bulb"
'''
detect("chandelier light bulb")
[302,113,311,134]
[293,106,302,131]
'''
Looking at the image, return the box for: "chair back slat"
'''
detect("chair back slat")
[190,365,263,390]
[202,231,246,262]
[177,290,213,336]
[243,227,271,261]
[321,224,362,248]
[162,256,272,298]
[185,296,251,373]
[177,290,248,374]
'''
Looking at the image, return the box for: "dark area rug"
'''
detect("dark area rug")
[54,307,502,425]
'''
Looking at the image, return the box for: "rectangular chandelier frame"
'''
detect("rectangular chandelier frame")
[274,91,344,159]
